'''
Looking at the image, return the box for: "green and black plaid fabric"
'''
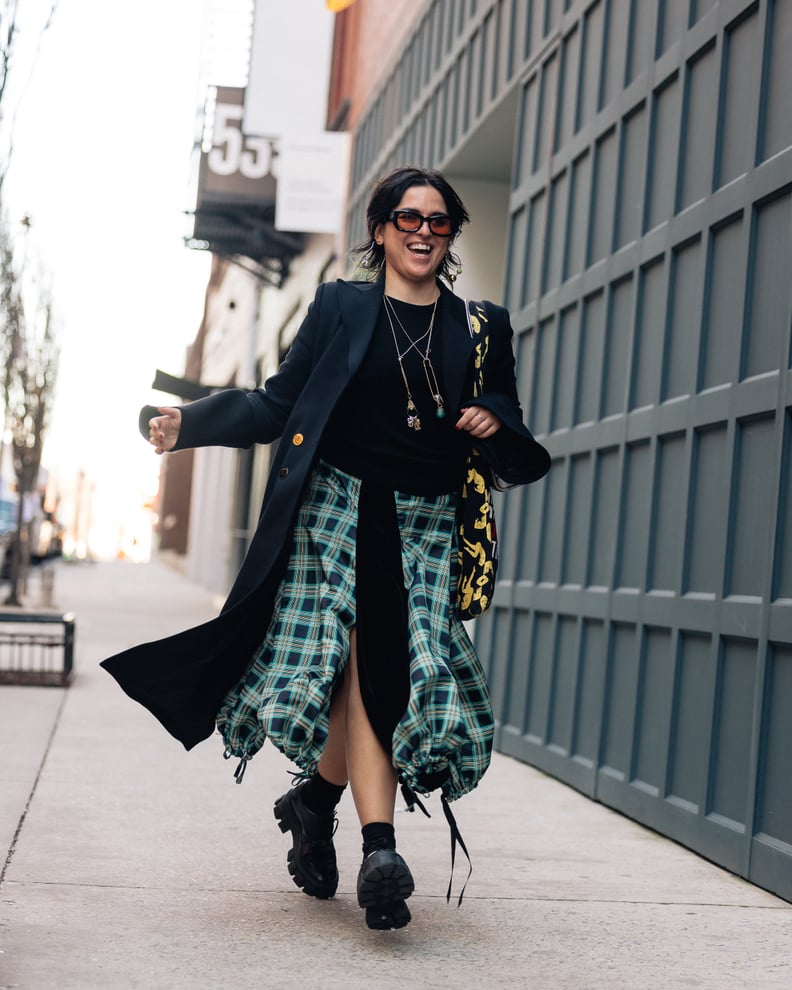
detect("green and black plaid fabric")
[217,460,493,802]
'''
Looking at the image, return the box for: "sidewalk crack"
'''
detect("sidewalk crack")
[0,689,68,889]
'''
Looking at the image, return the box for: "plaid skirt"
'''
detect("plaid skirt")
[216,459,494,802]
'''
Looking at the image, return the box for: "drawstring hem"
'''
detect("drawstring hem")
[441,793,472,906]
[400,780,432,818]
[223,748,250,785]
[400,779,473,907]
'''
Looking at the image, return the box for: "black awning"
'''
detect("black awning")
[151,370,229,401]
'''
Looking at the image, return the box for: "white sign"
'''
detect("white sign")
[275,132,351,234]
[245,0,335,137]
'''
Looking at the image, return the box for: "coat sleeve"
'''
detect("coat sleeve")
[465,301,551,486]
[139,284,330,451]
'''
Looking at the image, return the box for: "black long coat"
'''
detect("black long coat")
[101,279,550,750]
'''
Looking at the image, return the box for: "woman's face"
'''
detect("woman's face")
[374,183,451,292]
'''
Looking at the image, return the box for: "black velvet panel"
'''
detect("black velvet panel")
[355,481,410,753]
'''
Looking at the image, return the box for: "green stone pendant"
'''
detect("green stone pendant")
[436,405,446,419]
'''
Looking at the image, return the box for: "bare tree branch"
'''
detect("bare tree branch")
[0,1,58,188]
[2,251,59,605]
[0,3,61,603]
[0,1,21,120]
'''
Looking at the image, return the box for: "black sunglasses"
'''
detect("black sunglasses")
[388,210,454,237]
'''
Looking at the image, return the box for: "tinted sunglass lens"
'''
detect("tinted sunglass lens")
[429,216,452,235]
[397,212,423,231]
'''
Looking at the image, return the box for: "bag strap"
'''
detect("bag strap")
[464,298,487,394]
[463,297,483,338]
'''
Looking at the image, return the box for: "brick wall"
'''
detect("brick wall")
[328,0,427,132]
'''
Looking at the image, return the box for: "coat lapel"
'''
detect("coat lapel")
[336,279,384,377]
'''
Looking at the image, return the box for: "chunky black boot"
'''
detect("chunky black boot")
[273,780,339,899]
[356,831,414,930]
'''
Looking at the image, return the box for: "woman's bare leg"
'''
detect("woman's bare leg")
[316,628,398,822]
[345,629,398,826]
[316,670,350,787]
[318,630,411,930]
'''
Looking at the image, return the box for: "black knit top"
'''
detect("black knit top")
[320,295,468,495]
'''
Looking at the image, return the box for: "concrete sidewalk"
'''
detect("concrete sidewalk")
[0,559,789,990]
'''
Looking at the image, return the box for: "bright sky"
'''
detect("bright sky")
[3,0,213,556]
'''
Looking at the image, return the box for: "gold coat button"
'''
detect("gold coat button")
[292,433,304,446]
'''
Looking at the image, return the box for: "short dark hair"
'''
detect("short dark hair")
[352,166,470,285]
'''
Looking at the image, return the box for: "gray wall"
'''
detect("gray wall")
[348,0,792,902]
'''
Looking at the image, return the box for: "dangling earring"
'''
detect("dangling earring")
[448,261,463,287]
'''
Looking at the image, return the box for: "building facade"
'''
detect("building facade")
[340,0,792,901]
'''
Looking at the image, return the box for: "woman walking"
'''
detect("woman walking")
[102,166,550,930]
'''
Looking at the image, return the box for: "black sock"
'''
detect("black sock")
[300,773,346,816]
[362,821,396,855]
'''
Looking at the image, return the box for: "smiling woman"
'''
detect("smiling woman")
[102,165,550,932]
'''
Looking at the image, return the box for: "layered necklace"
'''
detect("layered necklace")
[383,294,445,431]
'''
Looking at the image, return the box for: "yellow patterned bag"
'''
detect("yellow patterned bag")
[456,301,498,620]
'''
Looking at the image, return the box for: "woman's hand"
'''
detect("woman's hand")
[148,406,182,454]
[456,405,502,439]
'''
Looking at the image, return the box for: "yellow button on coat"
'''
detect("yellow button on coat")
[292,433,304,446]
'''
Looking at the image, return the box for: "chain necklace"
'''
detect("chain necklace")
[383,294,446,431]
